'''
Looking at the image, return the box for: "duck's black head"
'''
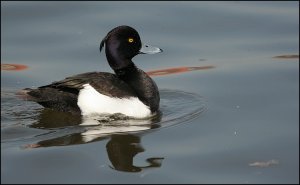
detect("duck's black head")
[100,25,162,70]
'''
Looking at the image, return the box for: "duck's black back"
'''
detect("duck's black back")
[26,72,137,114]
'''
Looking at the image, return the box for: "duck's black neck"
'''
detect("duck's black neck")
[114,63,138,77]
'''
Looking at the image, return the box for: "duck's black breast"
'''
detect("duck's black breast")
[26,72,137,114]
[115,64,160,113]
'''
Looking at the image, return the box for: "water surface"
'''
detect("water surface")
[1,1,299,184]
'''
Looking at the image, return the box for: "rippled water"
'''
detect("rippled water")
[1,1,299,184]
[2,89,206,146]
[2,88,206,174]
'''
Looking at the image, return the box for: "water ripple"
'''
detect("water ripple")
[1,89,206,145]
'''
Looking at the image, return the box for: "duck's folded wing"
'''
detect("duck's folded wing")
[23,72,137,114]
[39,72,137,98]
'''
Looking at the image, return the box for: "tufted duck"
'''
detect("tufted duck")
[23,25,162,118]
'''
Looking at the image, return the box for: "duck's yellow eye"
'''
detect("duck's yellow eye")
[128,38,134,43]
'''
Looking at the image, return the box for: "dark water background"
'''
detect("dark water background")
[1,1,299,183]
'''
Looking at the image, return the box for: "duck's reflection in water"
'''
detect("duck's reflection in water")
[107,134,164,172]
[27,109,164,172]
